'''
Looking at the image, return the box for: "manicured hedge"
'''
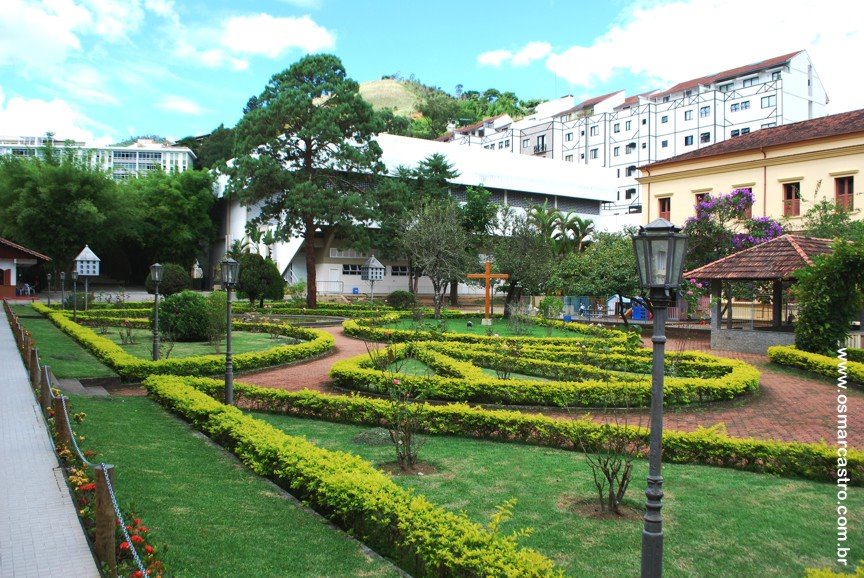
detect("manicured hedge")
[329,341,760,408]
[143,375,561,577]
[167,375,860,485]
[768,345,864,385]
[32,302,334,381]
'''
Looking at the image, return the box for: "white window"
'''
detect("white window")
[625,120,632,130]
[741,100,750,110]
[730,103,739,112]
[731,129,740,137]
[772,71,781,80]
[565,132,573,141]
[391,265,410,276]
[743,77,757,87]
[625,188,636,199]
[684,110,693,120]
[684,89,692,97]
[612,123,620,133]
[590,126,599,136]
[641,143,647,149]
[642,119,647,125]
[626,142,636,154]
[613,146,620,157]
[342,264,361,275]
[684,135,694,146]
[589,148,598,159]
[761,123,776,129]
[626,165,637,177]
[497,142,503,149]
[661,115,668,123]
[761,95,776,108]
[564,154,574,162]
[700,106,710,117]
[741,127,750,134]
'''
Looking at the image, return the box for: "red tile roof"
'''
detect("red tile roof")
[0,237,51,261]
[684,234,833,280]
[555,91,623,117]
[643,108,864,170]
[650,51,801,101]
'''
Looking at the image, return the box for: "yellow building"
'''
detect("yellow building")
[637,108,864,228]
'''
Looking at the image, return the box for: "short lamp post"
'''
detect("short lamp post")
[47,273,52,307]
[221,257,240,405]
[150,263,163,361]
[72,270,79,322]
[60,272,66,310]
[631,218,688,578]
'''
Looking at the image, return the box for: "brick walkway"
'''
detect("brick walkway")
[0,308,99,577]
[241,326,861,447]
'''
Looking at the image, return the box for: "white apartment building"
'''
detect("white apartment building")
[0,135,196,180]
[442,50,828,217]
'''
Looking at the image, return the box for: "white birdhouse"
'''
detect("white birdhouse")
[361,255,385,281]
[74,245,101,277]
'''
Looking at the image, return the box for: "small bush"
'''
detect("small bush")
[386,290,416,309]
[145,263,191,296]
[63,291,92,310]
[206,291,228,351]
[158,290,209,342]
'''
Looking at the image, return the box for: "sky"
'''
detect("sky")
[1,0,863,146]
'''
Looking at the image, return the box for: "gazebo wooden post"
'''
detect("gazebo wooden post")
[772,280,783,327]
[725,282,733,329]
[711,280,722,329]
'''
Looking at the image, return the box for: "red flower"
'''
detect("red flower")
[78,483,95,492]
[133,518,142,526]
[132,571,143,578]
[119,541,130,550]
[131,535,144,544]
[145,545,154,554]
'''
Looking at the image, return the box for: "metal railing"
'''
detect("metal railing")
[3,300,148,577]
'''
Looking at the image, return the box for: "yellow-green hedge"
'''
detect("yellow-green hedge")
[32,302,334,381]
[768,345,864,385]
[172,375,859,484]
[143,375,561,577]
[329,341,760,407]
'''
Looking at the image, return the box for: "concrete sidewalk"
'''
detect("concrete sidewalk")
[0,307,99,577]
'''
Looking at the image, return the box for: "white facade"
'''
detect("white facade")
[443,51,828,218]
[0,136,196,181]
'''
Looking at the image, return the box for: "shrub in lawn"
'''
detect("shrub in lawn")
[537,296,564,336]
[63,291,92,310]
[145,263,191,296]
[158,290,208,342]
[206,290,227,352]
[237,252,285,308]
[386,290,416,309]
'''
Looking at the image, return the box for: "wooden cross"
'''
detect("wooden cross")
[467,260,509,321]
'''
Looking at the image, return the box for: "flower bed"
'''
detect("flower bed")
[32,302,334,381]
[329,340,760,408]
[165,375,858,485]
[143,375,561,577]
[768,345,864,385]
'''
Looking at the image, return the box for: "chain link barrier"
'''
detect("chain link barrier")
[59,395,94,467]
[102,465,149,577]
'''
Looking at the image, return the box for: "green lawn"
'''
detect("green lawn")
[9,304,117,379]
[384,317,595,339]
[70,395,400,578]
[255,413,860,578]
[99,327,300,359]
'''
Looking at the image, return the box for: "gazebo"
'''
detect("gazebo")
[684,234,834,353]
[0,237,51,300]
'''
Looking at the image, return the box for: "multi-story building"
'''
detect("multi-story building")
[441,50,828,218]
[0,135,196,180]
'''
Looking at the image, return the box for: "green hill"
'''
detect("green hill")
[359,79,421,117]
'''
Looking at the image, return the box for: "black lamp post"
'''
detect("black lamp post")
[47,273,52,307]
[631,218,687,578]
[72,270,79,322]
[60,272,66,310]
[221,257,240,405]
[150,263,163,361]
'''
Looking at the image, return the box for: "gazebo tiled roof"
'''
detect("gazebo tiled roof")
[684,234,833,281]
[0,237,50,261]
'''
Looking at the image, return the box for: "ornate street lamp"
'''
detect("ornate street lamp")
[60,271,66,310]
[150,263,163,361]
[631,218,687,578]
[221,257,240,405]
[72,270,79,322]
[47,272,52,307]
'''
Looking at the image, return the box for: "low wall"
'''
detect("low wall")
[710,327,795,354]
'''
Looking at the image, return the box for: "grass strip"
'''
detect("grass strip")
[70,394,401,578]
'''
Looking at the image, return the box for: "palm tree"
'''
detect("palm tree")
[552,211,578,256]
[568,215,595,253]
[528,201,558,239]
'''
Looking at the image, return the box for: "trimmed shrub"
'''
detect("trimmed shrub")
[386,290,416,309]
[768,345,864,384]
[158,290,208,342]
[237,253,285,307]
[145,263,191,296]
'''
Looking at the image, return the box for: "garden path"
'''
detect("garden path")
[207,326,863,447]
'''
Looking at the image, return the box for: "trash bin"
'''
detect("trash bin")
[563,315,572,322]
[632,305,646,321]
[352,287,359,295]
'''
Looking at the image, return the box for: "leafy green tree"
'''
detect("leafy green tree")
[144,263,192,296]
[236,252,285,307]
[416,92,461,138]
[122,169,215,267]
[230,53,384,308]
[177,124,236,170]
[549,231,640,325]
[492,211,557,316]
[401,201,472,319]
[801,198,864,241]
[0,137,126,270]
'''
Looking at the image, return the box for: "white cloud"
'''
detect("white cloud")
[221,14,335,56]
[0,88,115,143]
[0,0,89,70]
[543,0,864,112]
[157,95,205,115]
[477,49,513,67]
[52,64,119,105]
[511,42,551,67]
[80,0,146,42]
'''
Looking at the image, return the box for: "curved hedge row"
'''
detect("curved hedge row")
[32,302,334,381]
[343,313,629,347]
[768,345,864,385]
[143,375,561,577]
[330,341,760,408]
[170,375,858,485]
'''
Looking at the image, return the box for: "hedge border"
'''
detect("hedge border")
[767,345,864,385]
[169,375,859,485]
[143,375,561,577]
[31,302,334,381]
